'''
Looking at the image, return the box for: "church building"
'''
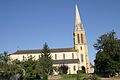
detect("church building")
[10,3,90,74]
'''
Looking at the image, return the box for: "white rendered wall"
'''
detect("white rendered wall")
[51,52,78,60]
[10,51,77,61]
[10,51,79,74]
[53,63,79,74]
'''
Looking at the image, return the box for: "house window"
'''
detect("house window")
[80,46,82,50]
[81,54,84,62]
[81,34,84,43]
[77,34,80,44]
[72,53,74,59]
[73,65,76,71]
[63,54,65,59]
[23,56,25,61]
[55,54,57,60]
[68,67,71,74]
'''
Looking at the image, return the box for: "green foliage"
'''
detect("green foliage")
[20,56,40,80]
[0,43,53,80]
[60,74,101,80]
[94,31,120,76]
[0,51,21,79]
[12,54,42,80]
[58,65,68,74]
[0,51,9,63]
[76,70,88,80]
[37,42,53,80]
[60,74,89,80]
[77,70,85,77]
[14,42,53,80]
[77,70,84,74]
[0,59,23,79]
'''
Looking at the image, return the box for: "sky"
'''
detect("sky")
[0,0,120,64]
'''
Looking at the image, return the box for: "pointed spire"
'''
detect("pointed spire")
[75,4,82,25]
[75,2,84,31]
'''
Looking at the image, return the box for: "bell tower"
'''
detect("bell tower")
[73,3,90,73]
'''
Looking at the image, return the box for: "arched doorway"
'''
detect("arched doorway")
[82,66,86,73]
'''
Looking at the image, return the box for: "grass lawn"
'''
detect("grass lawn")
[59,74,77,80]
[55,74,120,80]
[59,77,76,80]
[59,74,87,80]
[100,78,120,80]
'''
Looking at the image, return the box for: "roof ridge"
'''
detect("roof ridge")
[12,47,76,55]
[17,47,74,51]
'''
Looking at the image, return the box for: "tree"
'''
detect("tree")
[0,51,23,80]
[37,42,53,80]
[16,55,41,80]
[94,31,120,77]
[0,51,9,63]
[58,65,68,74]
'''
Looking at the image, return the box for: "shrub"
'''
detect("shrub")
[58,65,68,74]
[77,70,84,74]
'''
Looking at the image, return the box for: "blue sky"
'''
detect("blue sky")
[0,0,120,64]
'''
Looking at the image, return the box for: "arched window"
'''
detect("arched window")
[80,46,82,50]
[81,54,84,62]
[82,66,86,73]
[73,65,76,71]
[63,53,65,59]
[77,34,80,44]
[55,54,57,60]
[81,34,84,43]
[23,56,25,61]
[72,53,74,59]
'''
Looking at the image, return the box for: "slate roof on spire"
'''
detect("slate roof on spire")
[75,3,84,31]
[75,4,82,25]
